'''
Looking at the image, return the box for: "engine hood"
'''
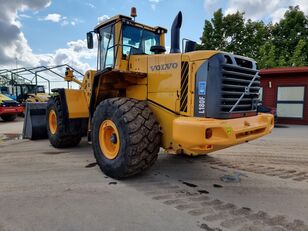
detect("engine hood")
[182,50,221,62]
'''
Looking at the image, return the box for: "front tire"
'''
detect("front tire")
[92,98,161,179]
[1,114,17,121]
[46,96,81,148]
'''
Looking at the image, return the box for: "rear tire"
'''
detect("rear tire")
[1,114,17,121]
[46,96,81,148]
[92,97,161,179]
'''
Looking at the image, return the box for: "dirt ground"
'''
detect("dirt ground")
[0,118,308,231]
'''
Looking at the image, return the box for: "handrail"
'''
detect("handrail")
[1,64,85,94]
[10,68,51,94]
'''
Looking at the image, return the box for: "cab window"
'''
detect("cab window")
[122,24,160,56]
[16,86,22,96]
[36,86,45,93]
[99,24,115,69]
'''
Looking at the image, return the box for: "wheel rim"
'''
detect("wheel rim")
[99,120,120,160]
[49,109,57,135]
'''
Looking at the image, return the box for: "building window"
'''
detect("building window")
[277,86,305,118]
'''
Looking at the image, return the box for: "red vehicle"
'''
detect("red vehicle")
[0,94,24,121]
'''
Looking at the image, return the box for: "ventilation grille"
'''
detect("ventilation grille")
[220,63,260,113]
[180,62,189,112]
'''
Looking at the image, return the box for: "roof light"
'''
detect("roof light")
[130,7,137,21]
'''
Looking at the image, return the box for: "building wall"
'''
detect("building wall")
[260,72,308,125]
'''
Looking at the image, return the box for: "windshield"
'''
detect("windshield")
[19,85,43,94]
[26,85,36,94]
[122,24,160,56]
[19,85,32,94]
[36,86,45,93]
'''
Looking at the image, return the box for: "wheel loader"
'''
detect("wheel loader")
[14,84,49,103]
[45,9,274,179]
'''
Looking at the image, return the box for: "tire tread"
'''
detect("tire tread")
[47,96,81,148]
[92,97,161,178]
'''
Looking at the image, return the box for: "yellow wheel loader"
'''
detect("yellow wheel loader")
[14,84,50,103]
[46,9,274,179]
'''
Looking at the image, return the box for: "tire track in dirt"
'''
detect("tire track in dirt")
[202,157,308,183]
[126,173,308,231]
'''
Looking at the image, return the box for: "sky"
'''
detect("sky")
[0,0,307,77]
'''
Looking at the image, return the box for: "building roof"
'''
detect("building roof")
[260,66,308,75]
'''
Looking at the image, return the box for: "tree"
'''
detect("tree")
[198,9,270,65]
[273,6,308,65]
[242,20,271,61]
[258,41,277,68]
[198,6,308,69]
[278,55,287,67]
[222,11,245,53]
[199,9,226,50]
[290,39,307,66]
[272,6,308,67]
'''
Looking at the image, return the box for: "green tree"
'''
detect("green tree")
[258,42,277,68]
[198,9,270,65]
[222,11,245,53]
[199,9,226,50]
[198,6,308,68]
[290,39,307,66]
[242,20,271,62]
[272,6,308,66]
[278,55,287,67]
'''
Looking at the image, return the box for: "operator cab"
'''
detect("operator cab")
[14,84,45,102]
[87,12,167,70]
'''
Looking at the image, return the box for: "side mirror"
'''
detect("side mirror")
[87,32,94,49]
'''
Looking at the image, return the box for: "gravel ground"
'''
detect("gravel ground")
[0,118,307,231]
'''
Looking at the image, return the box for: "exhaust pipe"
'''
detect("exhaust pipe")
[170,11,182,53]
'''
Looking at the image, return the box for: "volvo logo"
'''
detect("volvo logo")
[150,63,178,72]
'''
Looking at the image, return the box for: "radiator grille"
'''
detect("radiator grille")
[220,63,260,113]
[180,62,189,112]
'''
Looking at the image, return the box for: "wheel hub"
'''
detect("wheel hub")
[99,120,120,160]
[110,133,117,144]
[49,109,57,135]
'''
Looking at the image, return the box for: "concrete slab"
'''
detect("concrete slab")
[0,121,308,231]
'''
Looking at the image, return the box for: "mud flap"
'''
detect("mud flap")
[22,102,48,140]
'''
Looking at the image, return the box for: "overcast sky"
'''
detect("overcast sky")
[0,0,307,74]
